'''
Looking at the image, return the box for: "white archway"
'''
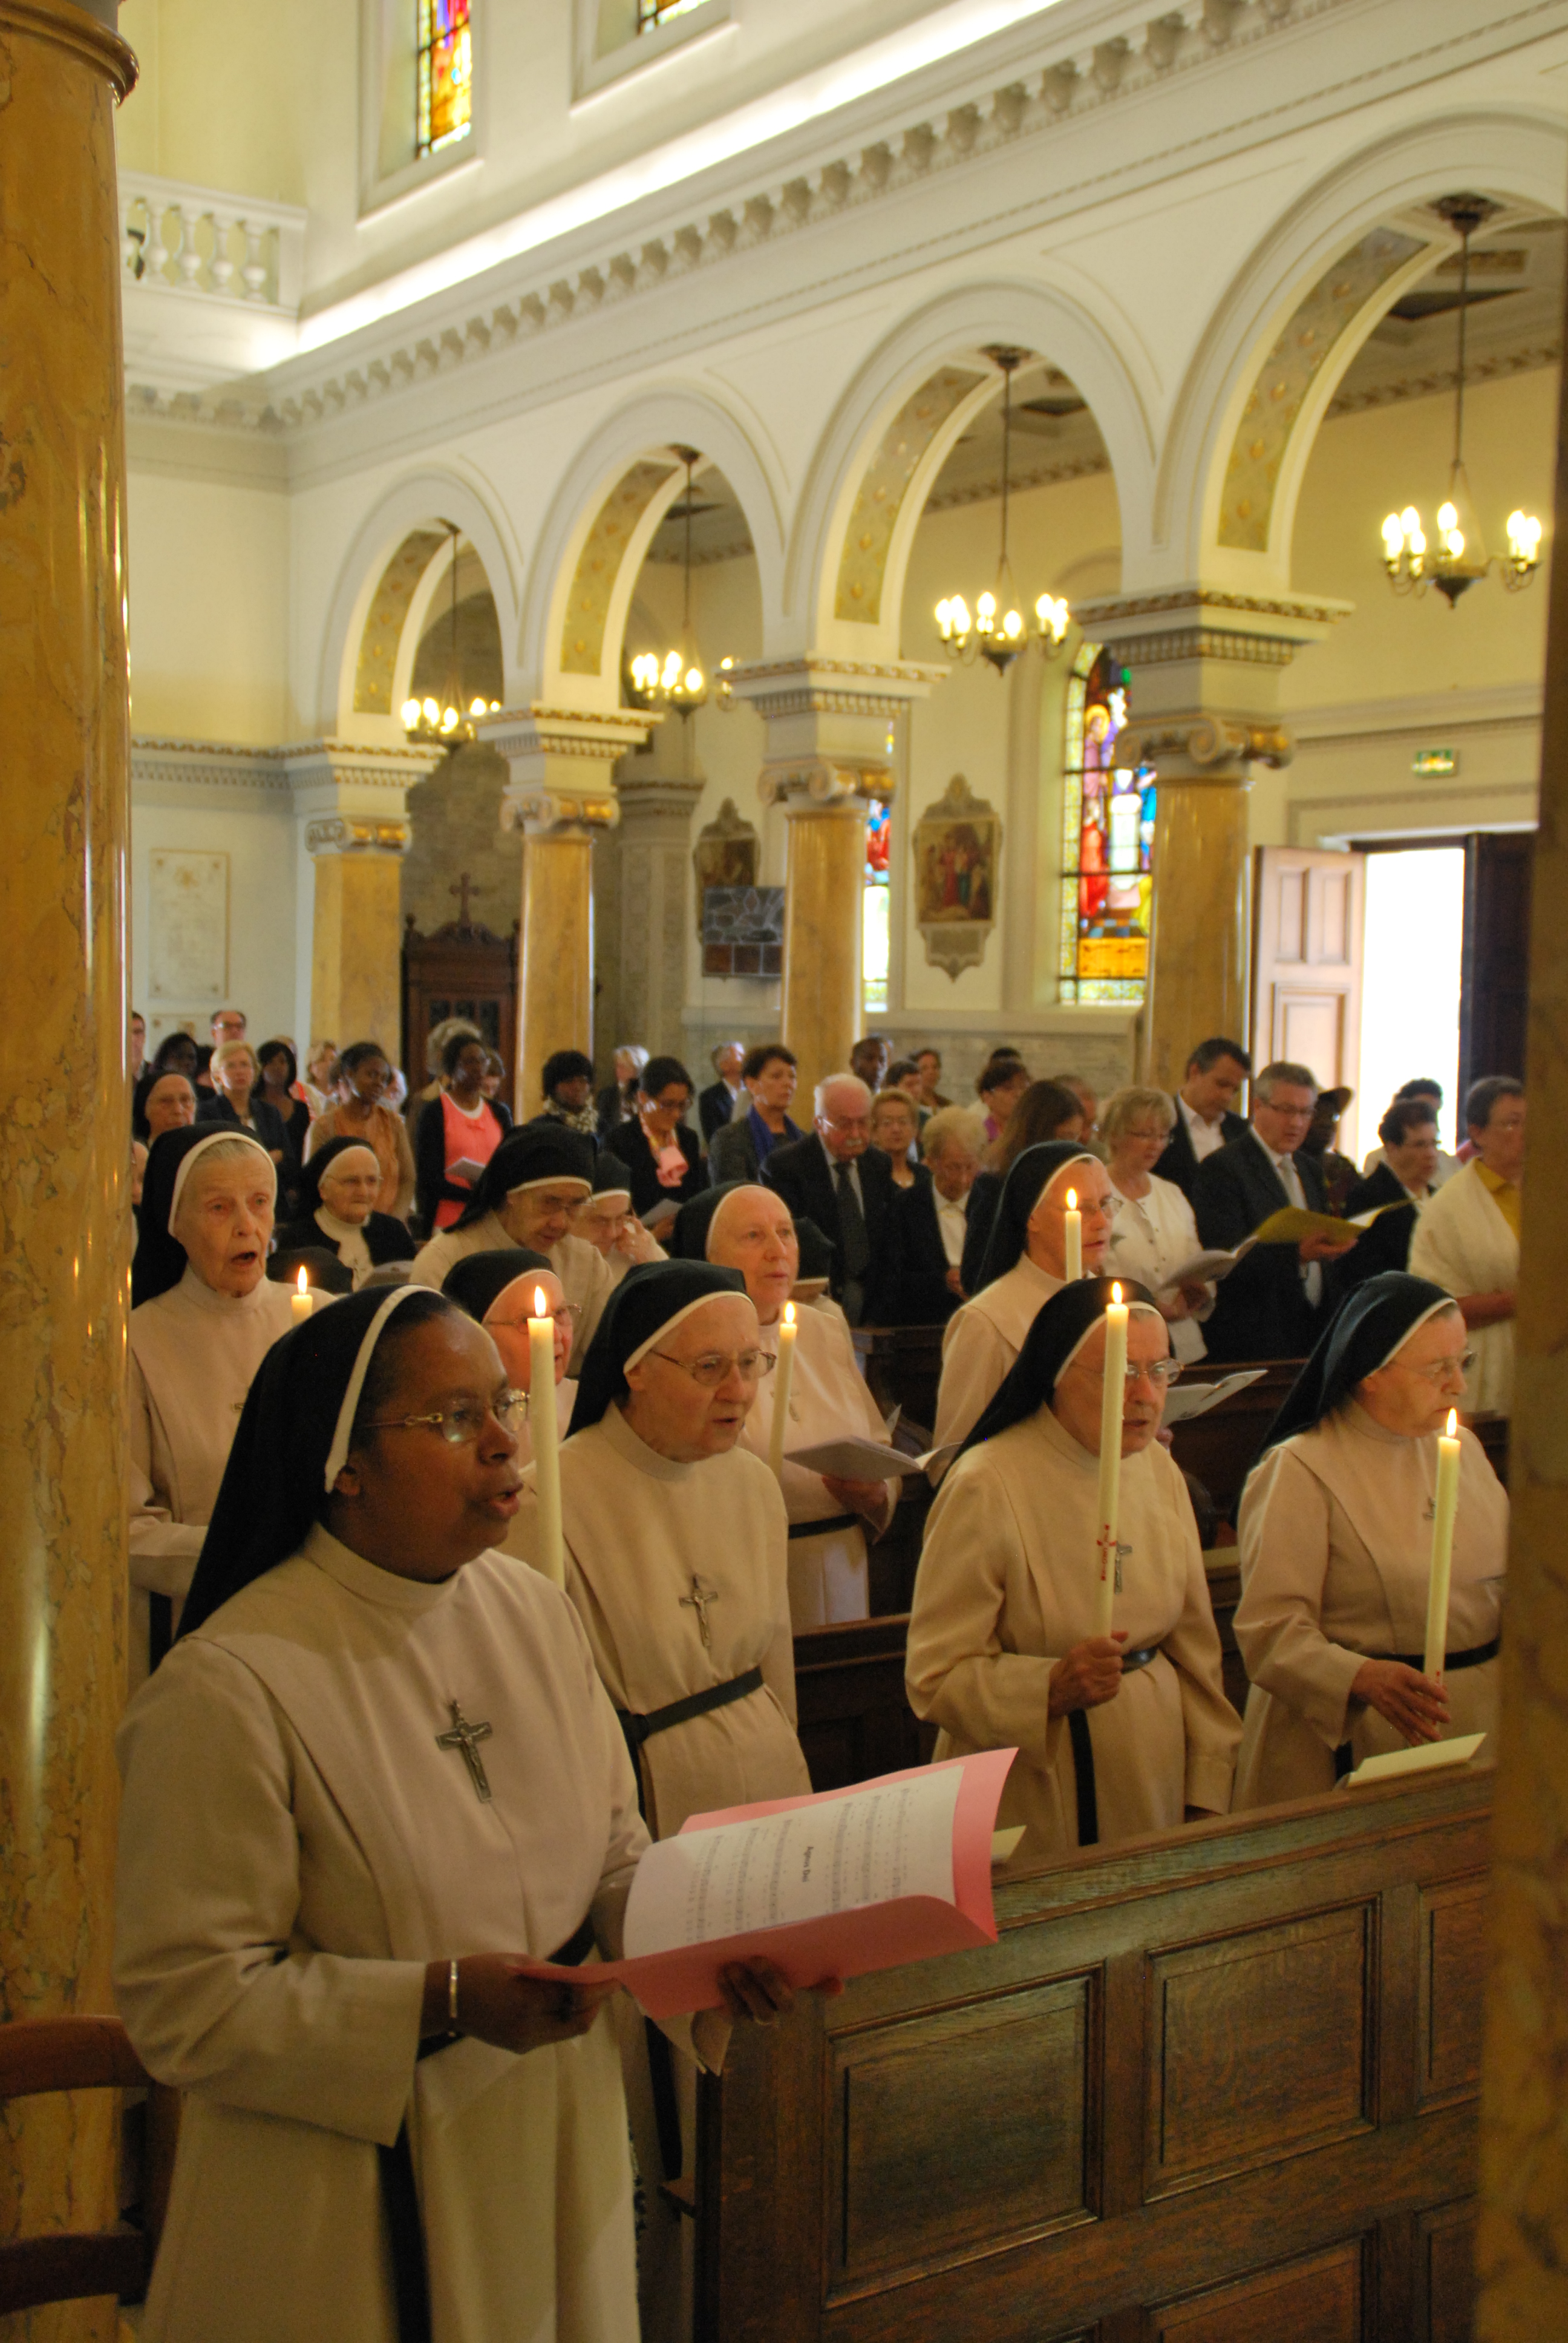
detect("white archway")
[786,277,1158,660]
[1152,106,1568,595]
[517,383,787,707]
[315,462,521,741]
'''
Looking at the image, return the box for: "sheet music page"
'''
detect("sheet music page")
[623,1768,962,1957]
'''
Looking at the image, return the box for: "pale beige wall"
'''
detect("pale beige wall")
[126,467,291,744]
[115,0,350,206]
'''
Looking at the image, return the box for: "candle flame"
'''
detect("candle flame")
[783,1300,795,1326]
[296,1267,308,1295]
[1446,1407,1457,1437]
[1065,1188,1077,1210]
[1111,1282,1122,1305]
[534,1287,548,1318]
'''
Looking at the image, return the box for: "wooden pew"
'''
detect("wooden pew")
[693,1766,1491,2342]
[853,1323,945,1435]
[1167,1358,1304,1526]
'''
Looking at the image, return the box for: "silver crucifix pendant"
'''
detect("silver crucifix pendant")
[681,1575,719,1648]
[436,1699,494,1802]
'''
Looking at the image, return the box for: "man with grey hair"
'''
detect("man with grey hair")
[1193,1060,1357,1362]
[762,1072,900,1324]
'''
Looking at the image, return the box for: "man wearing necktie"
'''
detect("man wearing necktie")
[1192,1062,1359,1362]
[761,1073,900,1325]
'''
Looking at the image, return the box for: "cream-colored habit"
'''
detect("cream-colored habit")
[506,1403,809,1838]
[1408,1161,1520,1414]
[409,1219,612,1369]
[906,1406,1239,1865]
[932,1254,1063,1453]
[1231,1405,1508,1807]
[115,1525,644,2343]
[741,1303,892,1630]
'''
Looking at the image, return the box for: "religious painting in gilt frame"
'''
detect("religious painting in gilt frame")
[692,798,759,937]
[912,776,1001,981]
[148,850,229,1005]
[1058,642,1155,1004]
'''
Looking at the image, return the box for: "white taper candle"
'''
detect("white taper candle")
[528,1286,564,1586]
[1093,1284,1128,1636]
[767,1301,797,1479]
[1422,1408,1462,1683]
[1063,1188,1083,1282]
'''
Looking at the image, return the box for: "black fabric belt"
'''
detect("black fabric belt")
[1066,1647,1164,1849]
[618,1666,765,1752]
[1333,1638,1501,1782]
[381,1914,596,2343]
[788,1513,860,1541]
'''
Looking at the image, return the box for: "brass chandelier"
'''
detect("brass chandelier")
[936,349,1071,672]
[628,447,708,715]
[402,523,497,742]
[1381,195,1544,606]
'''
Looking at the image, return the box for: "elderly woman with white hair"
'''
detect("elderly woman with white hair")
[128,1127,297,1683]
[1101,1084,1215,1364]
[673,1184,897,1628]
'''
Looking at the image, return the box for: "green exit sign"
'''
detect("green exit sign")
[1412,749,1458,777]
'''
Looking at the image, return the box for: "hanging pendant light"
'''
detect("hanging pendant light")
[1382,195,1544,606]
[629,448,708,716]
[402,522,495,742]
[936,349,1071,672]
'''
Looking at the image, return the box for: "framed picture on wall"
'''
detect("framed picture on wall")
[148,850,229,1004]
[912,776,1001,980]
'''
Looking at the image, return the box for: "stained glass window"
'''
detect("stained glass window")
[1058,642,1156,1004]
[638,0,707,26]
[417,0,472,157]
[863,800,891,1017]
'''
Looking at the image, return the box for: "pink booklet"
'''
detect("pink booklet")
[520,1748,1017,2019]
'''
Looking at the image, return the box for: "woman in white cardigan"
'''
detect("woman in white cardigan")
[1409,1076,1524,1415]
[1101,1086,1215,1365]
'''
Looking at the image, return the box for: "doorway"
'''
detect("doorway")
[1359,846,1465,1154]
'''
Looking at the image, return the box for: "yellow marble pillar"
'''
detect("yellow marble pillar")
[0,4,137,2336]
[1474,337,1568,2338]
[518,830,595,1107]
[305,821,409,1052]
[777,797,867,1106]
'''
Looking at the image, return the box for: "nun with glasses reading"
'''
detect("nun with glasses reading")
[932,1141,1115,1456]
[114,1285,789,2343]
[1230,1273,1508,1809]
[409,1127,610,1369]
[908,1279,1240,1867]
[128,1126,298,1683]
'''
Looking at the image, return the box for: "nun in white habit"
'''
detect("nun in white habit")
[115,1285,792,2343]
[1232,1273,1508,1808]
[128,1126,297,1683]
[409,1129,611,1370]
[909,1278,1240,1869]
[673,1182,896,1630]
[442,1249,580,1469]
[933,1143,1112,1456]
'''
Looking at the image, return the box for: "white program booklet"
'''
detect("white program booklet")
[786,1435,962,1480]
[1336,1734,1486,1789]
[1156,1236,1257,1294]
[1161,1368,1267,1425]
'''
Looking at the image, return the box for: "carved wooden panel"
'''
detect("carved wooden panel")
[1147,1905,1373,2196]
[830,1976,1093,2284]
[1149,2236,1365,2341]
[1417,1879,1487,2109]
[1414,2199,1475,2343]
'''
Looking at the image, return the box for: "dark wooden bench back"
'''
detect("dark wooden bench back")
[694,1766,1491,2342]
[0,2017,155,2318]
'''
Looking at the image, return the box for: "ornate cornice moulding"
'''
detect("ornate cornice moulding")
[123,0,1362,440]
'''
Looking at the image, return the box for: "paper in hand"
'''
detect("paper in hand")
[1250,1206,1359,1247]
[447,1156,488,1188]
[517,1749,1016,2017]
[1160,1368,1267,1424]
[786,1434,961,1480]
[1156,1237,1256,1294]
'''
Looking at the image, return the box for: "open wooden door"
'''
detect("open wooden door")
[1252,844,1365,1117]
[1460,830,1534,1097]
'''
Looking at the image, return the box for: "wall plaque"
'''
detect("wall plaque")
[148,850,229,1003]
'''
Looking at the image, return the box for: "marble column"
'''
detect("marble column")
[606,769,704,1063]
[289,741,437,1057]
[1473,344,1568,2338]
[1074,591,1344,1092]
[0,2,136,2333]
[725,658,941,1103]
[479,706,655,1110]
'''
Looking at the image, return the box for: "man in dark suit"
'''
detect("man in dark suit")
[697,1040,746,1147]
[1192,1061,1358,1362]
[762,1073,900,1325]
[1160,1036,1251,1199]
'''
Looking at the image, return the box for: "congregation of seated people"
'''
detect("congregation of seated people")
[119,1002,1520,2341]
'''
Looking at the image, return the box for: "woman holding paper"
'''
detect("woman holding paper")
[933,1143,1111,1455]
[677,1184,897,1629]
[116,1285,788,2343]
[1231,1274,1507,1808]
[909,1280,1240,1866]
[1100,1087,1215,1364]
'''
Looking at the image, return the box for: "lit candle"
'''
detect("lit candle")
[1093,1283,1129,1636]
[528,1286,564,1586]
[767,1301,797,1479]
[291,1266,313,1325]
[1063,1188,1082,1282]
[1422,1408,1462,1683]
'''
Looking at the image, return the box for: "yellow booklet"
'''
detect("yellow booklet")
[1250,1206,1361,1246]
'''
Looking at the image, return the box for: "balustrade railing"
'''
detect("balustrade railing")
[119,172,305,315]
